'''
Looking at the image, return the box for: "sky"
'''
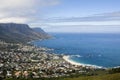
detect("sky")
[0,0,120,33]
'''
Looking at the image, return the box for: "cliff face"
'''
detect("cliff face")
[0,23,50,43]
[33,28,51,38]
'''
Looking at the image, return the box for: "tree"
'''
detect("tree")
[2,69,7,79]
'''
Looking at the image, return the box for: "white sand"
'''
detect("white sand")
[63,56,84,66]
[63,55,103,68]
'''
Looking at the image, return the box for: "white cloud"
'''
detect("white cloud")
[0,0,60,23]
[0,17,28,23]
[43,25,120,33]
[34,11,120,33]
[42,11,120,23]
[46,21,120,26]
[0,0,34,9]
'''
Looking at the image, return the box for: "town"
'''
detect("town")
[0,41,98,79]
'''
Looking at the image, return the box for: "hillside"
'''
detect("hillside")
[63,73,120,80]
[5,73,120,80]
[33,27,52,38]
[0,23,51,43]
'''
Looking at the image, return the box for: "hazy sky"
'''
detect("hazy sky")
[0,0,120,33]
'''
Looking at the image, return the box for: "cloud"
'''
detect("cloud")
[1,0,120,33]
[42,11,120,23]
[0,17,28,23]
[43,25,120,33]
[0,0,60,23]
[31,11,120,33]
[35,11,120,28]
[45,21,120,26]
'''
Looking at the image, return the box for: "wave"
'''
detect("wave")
[70,55,82,57]
[63,55,104,69]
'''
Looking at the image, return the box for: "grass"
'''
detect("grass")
[63,73,120,80]
[5,73,120,80]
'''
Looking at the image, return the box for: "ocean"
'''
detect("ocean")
[32,33,120,68]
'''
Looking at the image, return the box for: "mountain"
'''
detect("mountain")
[0,23,51,43]
[32,27,51,38]
[33,28,48,34]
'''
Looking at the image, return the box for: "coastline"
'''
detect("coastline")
[63,56,83,66]
[31,39,103,69]
[63,55,103,69]
[30,40,104,69]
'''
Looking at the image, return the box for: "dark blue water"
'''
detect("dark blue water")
[32,33,120,68]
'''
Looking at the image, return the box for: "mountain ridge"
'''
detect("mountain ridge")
[0,23,51,43]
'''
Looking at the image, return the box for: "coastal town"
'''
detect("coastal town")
[0,40,100,79]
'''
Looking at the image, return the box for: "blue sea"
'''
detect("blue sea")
[32,33,120,68]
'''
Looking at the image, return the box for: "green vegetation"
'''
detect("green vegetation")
[4,73,120,80]
[108,67,120,74]
[63,73,120,80]
[4,68,120,80]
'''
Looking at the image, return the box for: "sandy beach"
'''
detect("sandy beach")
[63,55,103,68]
[63,55,84,66]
